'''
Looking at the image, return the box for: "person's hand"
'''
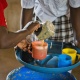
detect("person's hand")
[23,21,40,34]
[16,39,32,52]
[16,33,38,52]
[16,21,40,52]
[16,39,28,52]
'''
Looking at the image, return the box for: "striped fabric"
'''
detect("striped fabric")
[49,15,74,43]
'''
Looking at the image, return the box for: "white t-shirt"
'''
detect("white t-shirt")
[21,0,80,23]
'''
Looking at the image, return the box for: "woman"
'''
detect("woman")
[0,0,40,49]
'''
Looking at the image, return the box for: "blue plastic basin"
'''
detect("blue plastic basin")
[6,66,76,80]
[15,40,80,74]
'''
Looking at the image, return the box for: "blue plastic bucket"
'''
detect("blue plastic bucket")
[6,66,76,80]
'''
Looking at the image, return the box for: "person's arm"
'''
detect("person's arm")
[18,8,35,51]
[70,7,80,47]
[20,0,35,28]
[21,8,34,28]
[0,22,40,49]
[17,0,36,51]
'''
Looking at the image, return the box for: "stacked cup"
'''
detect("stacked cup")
[62,48,77,64]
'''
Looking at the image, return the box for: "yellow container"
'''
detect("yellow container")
[62,48,77,64]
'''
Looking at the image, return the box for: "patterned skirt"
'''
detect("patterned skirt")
[49,15,74,43]
[36,15,74,43]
